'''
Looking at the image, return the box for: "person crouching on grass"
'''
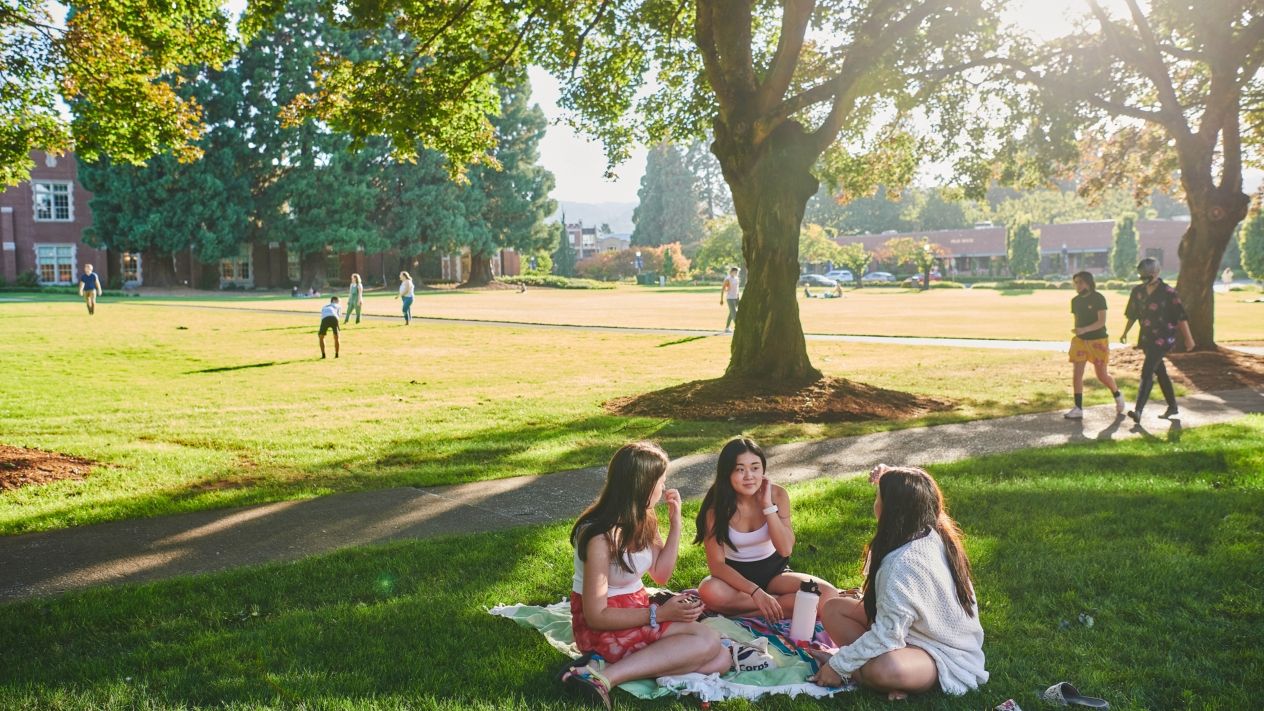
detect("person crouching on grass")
[559,441,730,710]
[318,296,341,359]
[809,464,987,701]
[693,436,839,622]
[1065,271,1126,419]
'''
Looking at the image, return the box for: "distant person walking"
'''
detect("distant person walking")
[77,264,102,315]
[721,267,741,333]
[396,271,415,325]
[344,273,363,325]
[1121,258,1194,423]
[319,296,341,359]
[1064,271,1126,419]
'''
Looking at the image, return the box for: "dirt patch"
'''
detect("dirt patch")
[1111,347,1264,392]
[0,445,96,491]
[605,376,953,424]
[454,280,523,291]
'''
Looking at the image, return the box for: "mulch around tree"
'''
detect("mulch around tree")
[605,376,954,424]
[0,445,96,491]
[1112,347,1264,392]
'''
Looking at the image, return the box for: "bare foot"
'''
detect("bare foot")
[887,690,908,701]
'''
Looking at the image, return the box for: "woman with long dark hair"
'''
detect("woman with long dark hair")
[809,465,987,699]
[694,437,838,622]
[559,442,730,710]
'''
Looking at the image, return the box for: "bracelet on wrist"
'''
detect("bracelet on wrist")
[648,603,659,630]
[762,504,779,516]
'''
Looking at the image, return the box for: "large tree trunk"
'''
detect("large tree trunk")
[141,248,180,287]
[1176,181,1251,349]
[463,252,495,287]
[300,251,327,292]
[717,122,821,382]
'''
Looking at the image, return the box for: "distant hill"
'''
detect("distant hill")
[552,201,637,233]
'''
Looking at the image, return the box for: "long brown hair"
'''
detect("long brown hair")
[694,437,766,549]
[571,442,669,574]
[862,467,975,622]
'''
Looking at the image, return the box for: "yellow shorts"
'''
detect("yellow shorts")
[1068,337,1110,365]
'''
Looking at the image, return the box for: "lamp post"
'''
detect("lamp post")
[1061,243,1069,275]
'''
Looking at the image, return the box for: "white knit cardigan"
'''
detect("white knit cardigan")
[827,529,988,695]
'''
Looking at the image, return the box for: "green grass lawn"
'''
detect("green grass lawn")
[123,283,1264,343]
[1,418,1259,710]
[1,299,1135,535]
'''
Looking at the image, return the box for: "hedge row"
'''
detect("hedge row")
[499,275,614,290]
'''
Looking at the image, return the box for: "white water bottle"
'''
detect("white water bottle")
[789,580,821,644]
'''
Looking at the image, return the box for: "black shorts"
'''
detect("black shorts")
[727,554,791,591]
[319,316,339,336]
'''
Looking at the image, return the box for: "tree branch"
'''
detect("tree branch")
[571,0,613,77]
[1220,95,1242,192]
[694,0,732,108]
[412,0,476,63]
[665,0,690,44]
[712,0,758,98]
[1114,0,1187,123]
[756,0,815,113]
[454,9,539,98]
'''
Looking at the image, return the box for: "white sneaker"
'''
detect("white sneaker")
[1063,407,1084,420]
[1114,395,1126,414]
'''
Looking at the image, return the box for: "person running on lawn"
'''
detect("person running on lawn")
[1064,271,1126,419]
[319,296,341,359]
[1120,258,1194,422]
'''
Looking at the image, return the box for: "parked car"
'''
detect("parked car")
[824,269,854,283]
[799,274,838,287]
[862,271,896,283]
[904,271,943,285]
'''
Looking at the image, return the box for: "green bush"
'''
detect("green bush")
[1006,279,1062,290]
[930,280,967,289]
[15,270,39,287]
[499,275,613,290]
[1102,279,1131,290]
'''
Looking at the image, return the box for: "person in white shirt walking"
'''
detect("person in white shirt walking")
[396,271,415,325]
[809,464,987,700]
[319,296,342,359]
[721,267,741,333]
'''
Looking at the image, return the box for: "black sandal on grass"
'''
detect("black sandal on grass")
[1042,681,1109,709]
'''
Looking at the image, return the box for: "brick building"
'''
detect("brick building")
[0,151,521,289]
[833,219,1190,277]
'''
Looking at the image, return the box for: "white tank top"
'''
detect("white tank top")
[723,522,777,562]
[572,540,653,596]
[725,277,740,299]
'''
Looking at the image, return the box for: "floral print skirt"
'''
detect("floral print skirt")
[570,588,672,662]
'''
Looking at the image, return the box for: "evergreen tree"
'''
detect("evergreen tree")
[553,222,577,276]
[80,66,252,287]
[238,0,384,289]
[684,138,732,218]
[1110,214,1140,279]
[631,143,704,248]
[1240,193,1264,281]
[370,145,471,283]
[462,75,558,286]
[1007,217,1041,278]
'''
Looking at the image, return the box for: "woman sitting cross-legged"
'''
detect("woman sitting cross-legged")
[559,441,731,710]
[809,465,987,700]
[694,437,839,622]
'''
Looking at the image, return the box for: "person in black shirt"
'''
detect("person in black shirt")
[1121,258,1194,422]
[1064,272,1125,419]
[77,264,102,315]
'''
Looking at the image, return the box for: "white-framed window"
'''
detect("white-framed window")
[121,252,142,284]
[35,244,75,284]
[286,248,301,282]
[581,232,595,248]
[33,181,73,221]
[220,244,252,283]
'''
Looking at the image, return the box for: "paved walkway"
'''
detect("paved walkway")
[2,389,1260,603]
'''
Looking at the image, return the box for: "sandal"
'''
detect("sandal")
[559,658,614,711]
[1042,682,1109,709]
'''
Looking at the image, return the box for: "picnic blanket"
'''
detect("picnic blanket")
[489,594,854,703]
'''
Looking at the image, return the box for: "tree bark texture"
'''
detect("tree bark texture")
[141,248,180,287]
[717,121,822,382]
[464,252,495,286]
[1175,182,1250,348]
[301,251,327,292]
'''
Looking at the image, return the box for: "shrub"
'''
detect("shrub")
[499,275,613,289]
[1005,279,1061,290]
[1101,279,1131,290]
[16,270,39,287]
[930,280,967,289]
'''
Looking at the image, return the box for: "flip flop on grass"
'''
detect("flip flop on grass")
[1042,681,1109,708]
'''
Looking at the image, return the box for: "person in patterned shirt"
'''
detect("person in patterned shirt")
[1121,258,1195,423]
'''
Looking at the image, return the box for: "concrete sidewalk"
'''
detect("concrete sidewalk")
[2,389,1260,603]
